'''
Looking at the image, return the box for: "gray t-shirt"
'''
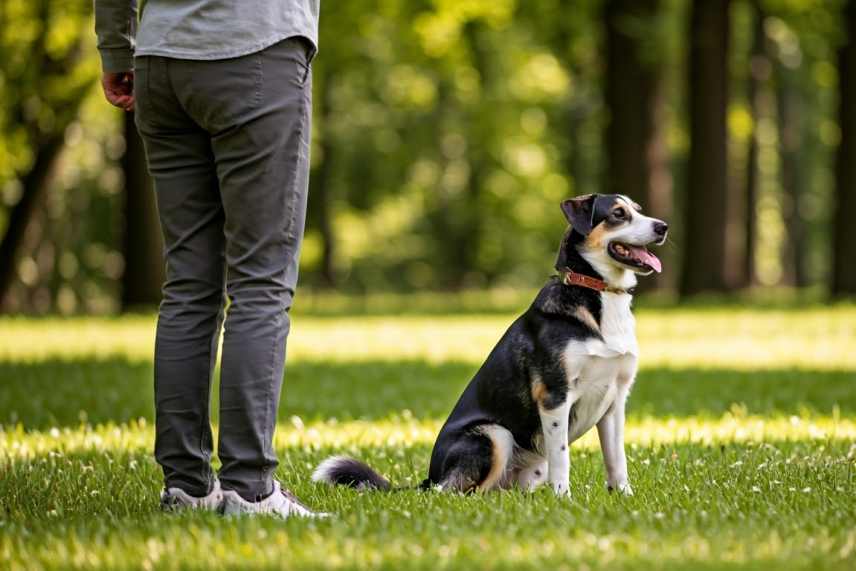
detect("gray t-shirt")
[95,0,319,72]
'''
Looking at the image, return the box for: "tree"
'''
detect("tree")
[0,0,95,310]
[833,0,856,297]
[308,74,338,287]
[680,0,732,297]
[120,113,164,309]
[775,47,808,288]
[603,0,670,290]
[741,1,769,288]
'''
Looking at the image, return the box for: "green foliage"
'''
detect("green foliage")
[1,0,855,309]
[0,1,122,313]
[0,0,97,180]
[307,0,582,289]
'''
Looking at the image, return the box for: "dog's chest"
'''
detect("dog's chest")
[563,293,639,441]
[566,353,637,440]
[598,292,638,356]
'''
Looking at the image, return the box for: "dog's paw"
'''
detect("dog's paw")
[550,480,571,497]
[607,482,634,496]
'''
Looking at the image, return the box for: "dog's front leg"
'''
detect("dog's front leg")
[538,397,573,497]
[596,389,632,495]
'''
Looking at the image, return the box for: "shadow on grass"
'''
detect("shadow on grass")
[291,288,854,316]
[1,357,854,430]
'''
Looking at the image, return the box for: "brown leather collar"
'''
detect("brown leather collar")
[561,268,635,295]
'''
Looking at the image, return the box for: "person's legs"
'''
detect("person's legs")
[170,38,312,501]
[134,55,226,498]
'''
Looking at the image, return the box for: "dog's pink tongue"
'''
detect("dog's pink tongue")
[629,245,662,273]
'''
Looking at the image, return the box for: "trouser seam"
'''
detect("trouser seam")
[285,81,309,242]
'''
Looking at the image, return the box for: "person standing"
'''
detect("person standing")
[94,0,322,517]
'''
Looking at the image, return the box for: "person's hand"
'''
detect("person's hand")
[101,71,135,112]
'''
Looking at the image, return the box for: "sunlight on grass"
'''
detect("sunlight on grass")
[1,306,855,370]
[3,414,855,460]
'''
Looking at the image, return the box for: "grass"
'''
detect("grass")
[0,301,855,570]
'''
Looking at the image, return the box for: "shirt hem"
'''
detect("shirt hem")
[133,31,317,62]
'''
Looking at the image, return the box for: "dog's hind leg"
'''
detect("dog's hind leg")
[515,455,548,492]
[436,424,514,493]
[475,424,514,491]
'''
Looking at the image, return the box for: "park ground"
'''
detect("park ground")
[0,297,855,570]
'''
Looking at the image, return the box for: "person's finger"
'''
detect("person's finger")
[101,73,134,105]
[102,82,120,107]
[107,93,132,109]
[115,81,133,97]
[109,84,133,97]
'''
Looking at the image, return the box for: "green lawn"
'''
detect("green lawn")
[1,303,855,570]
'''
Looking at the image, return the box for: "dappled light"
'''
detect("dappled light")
[2,0,856,569]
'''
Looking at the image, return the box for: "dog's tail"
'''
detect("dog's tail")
[311,455,391,491]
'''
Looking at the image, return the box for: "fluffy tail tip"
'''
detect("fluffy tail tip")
[312,455,391,491]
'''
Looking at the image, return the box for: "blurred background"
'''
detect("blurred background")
[1,0,855,315]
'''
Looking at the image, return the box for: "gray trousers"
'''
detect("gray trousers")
[134,37,312,501]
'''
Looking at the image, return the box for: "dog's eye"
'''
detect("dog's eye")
[612,208,627,220]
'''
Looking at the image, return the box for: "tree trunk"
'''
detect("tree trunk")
[120,112,164,310]
[0,0,93,311]
[309,74,338,287]
[680,0,732,297]
[0,134,65,311]
[604,0,671,291]
[776,67,808,287]
[424,21,491,290]
[832,0,856,297]
[742,2,768,288]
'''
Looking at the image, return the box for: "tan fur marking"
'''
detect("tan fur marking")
[585,197,634,251]
[478,449,504,492]
[574,306,600,332]
[476,425,513,492]
[585,223,609,250]
[531,378,548,406]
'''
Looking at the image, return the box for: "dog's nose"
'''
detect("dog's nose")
[654,221,669,237]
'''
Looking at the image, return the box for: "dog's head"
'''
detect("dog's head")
[556,193,668,280]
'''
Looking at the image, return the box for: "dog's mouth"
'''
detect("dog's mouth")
[608,242,662,274]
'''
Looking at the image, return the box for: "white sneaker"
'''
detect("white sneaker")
[160,480,223,512]
[220,480,327,519]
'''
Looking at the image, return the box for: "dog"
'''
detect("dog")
[313,194,668,497]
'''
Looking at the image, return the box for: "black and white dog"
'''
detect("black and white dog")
[314,194,668,497]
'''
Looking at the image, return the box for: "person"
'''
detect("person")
[94,0,322,518]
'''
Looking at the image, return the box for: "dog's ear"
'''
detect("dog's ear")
[560,194,597,235]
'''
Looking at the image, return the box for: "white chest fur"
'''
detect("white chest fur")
[598,292,638,356]
[564,292,638,359]
[565,353,637,442]
[562,293,639,442]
